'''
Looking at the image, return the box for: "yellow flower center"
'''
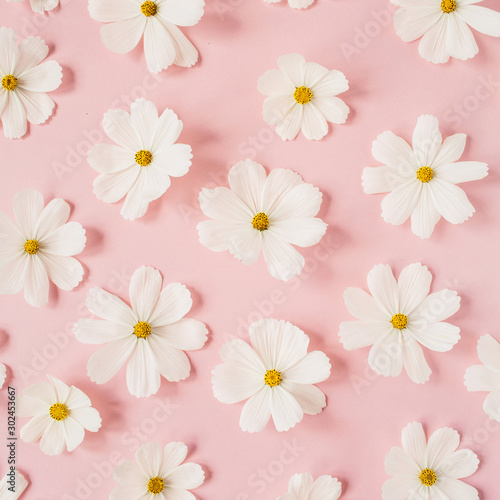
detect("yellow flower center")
[416,166,434,183]
[2,74,18,91]
[141,1,157,16]
[134,321,152,338]
[49,403,69,421]
[252,212,269,231]
[293,86,313,105]
[391,313,408,330]
[147,477,164,495]
[419,468,437,486]
[441,0,456,13]
[24,239,39,255]
[264,369,282,387]
[135,150,153,167]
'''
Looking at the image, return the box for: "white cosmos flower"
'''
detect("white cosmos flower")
[0,27,62,139]
[464,334,500,422]
[212,318,331,433]
[111,442,204,500]
[88,0,204,74]
[383,422,479,500]
[263,0,315,9]
[362,115,488,239]
[197,159,327,281]
[0,189,86,307]
[17,375,102,456]
[0,362,5,388]
[88,98,192,221]
[74,266,208,398]
[277,473,342,500]
[391,0,500,64]
[6,0,59,14]
[0,470,28,499]
[339,263,461,384]
[257,54,349,141]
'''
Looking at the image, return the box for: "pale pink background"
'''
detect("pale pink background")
[1,0,500,498]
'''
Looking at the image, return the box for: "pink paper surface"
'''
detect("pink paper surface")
[1,0,500,498]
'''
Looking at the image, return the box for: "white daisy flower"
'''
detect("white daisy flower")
[17,375,102,456]
[339,263,461,384]
[74,266,208,398]
[111,441,204,500]
[263,0,315,10]
[465,334,500,422]
[88,0,204,74]
[277,473,342,500]
[0,470,28,499]
[0,362,6,388]
[0,27,62,139]
[257,54,349,141]
[6,0,59,15]
[391,0,500,64]
[0,189,86,307]
[212,318,331,433]
[383,422,479,500]
[197,159,328,281]
[88,98,192,221]
[362,115,488,239]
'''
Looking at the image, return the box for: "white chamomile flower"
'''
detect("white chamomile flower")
[0,189,86,307]
[391,0,500,64]
[465,334,500,421]
[6,0,59,14]
[339,263,461,384]
[17,375,102,456]
[0,362,6,388]
[362,115,488,239]
[197,159,327,281]
[257,54,349,141]
[0,27,62,139]
[212,318,331,433]
[277,473,342,500]
[88,0,204,74]
[263,0,315,10]
[0,470,28,499]
[74,266,208,398]
[383,422,479,500]
[88,98,192,221]
[111,442,204,500]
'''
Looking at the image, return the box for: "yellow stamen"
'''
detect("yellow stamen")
[24,239,39,255]
[419,468,437,486]
[141,1,157,16]
[2,75,18,91]
[49,403,68,421]
[135,150,153,167]
[147,477,164,494]
[416,166,434,183]
[252,212,269,231]
[441,0,456,13]
[264,369,282,387]
[134,321,151,339]
[391,314,408,330]
[293,86,313,105]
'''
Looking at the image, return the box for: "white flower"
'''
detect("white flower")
[464,334,500,421]
[277,473,342,500]
[391,0,500,64]
[383,422,479,500]
[74,266,208,398]
[257,54,349,141]
[17,375,102,456]
[111,441,204,500]
[362,115,488,239]
[212,318,331,433]
[88,98,192,221]
[0,362,5,388]
[197,159,327,281]
[0,470,28,499]
[0,189,86,307]
[263,0,315,10]
[0,27,62,139]
[339,263,461,384]
[88,0,204,74]
[6,0,59,14]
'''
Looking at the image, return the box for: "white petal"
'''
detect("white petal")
[261,168,304,213]
[301,103,328,141]
[436,477,479,500]
[0,363,5,389]
[212,363,264,404]
[13,189,43,236]
[151,107,182,149]
[412,115,442,166]
[284,351,331,384]
[410,183,441,239]
[18,60,62,92]
[149,282,192,326]
[280,382,326,415]
[384,446,420,477]
[309,475,342,500]
[312,96,349,125]
[412,289,461,323]
[432,133,466,168]
[129,266,162,321]
[227,227,263,266]
[33,198,69,241]
[275,103,303,141]
[198,186,253,222]
[239,385,272,433]
[85,287,137,325]
[426,427,460,470]
[160,441,188,476]
[269,217,326,248]
[144,17,176,73]
[63,417,85,452]
[268,182,323,221]
[93,167,141,204]
[20,414,51,442]
[483,389,500,421]
[158,0,204,26]
[262,94,295,127]
[126,339,161,397]
[401,422,427,468]
[148,336,191,382]
[343,287,389,321]
[367,264,399,317]
[134,442,163,478]
[397,262,432,315]
[39,254,84,291]
[88,144,135,174]
[119,172,152,221]
[312,69,349,97]
[339,320,393,350]
[88,0,140,22]
[363,166,407,194]
[165,463,204,490]
[152,143,191,177]
[418,16,451,64]
[382,477,420,500]
[39,420,65,455]
[446,13,479,60]
[112,461,147,490]
[458,4,500,36]
[162,22,199,68]
[436,449,479,479]
[102,108,141,150]
[464,365,500,392]
[262,232,304,281]
[153,318,207,350]
[372,130,417,172]
[218,338,266,370]
[0,254,27,295]
[402,333,432,384]
[270,385,303,432]
[257,68,294,96]
[429,179,475,224]
[409,321,460,352]
[23,256,50,307]
[288,473,314,497]
[476,334,500,371]
[100,16,146,54]
[368,333,403,378]
[16,89,55,125]
[227,160,266,215]
[74,318,133,344]
[381,180,422,226]
[435,161,488,184]
[15,36,48,75]
[393,4,442,42]
[40,221,86,256]
[0,27,18,75]
[276,53,306,87]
